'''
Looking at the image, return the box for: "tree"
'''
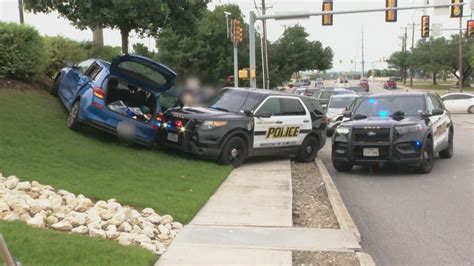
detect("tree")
[268,25,333,87]
[387,51,410,84]
[24,0,208,54]
[410,37,452,85]
[157,4,263,86]
[446,35,472,87]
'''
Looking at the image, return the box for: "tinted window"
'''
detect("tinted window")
[86,63,102,80]
[160,92,179,111]
[207,89,248,113]
[453,94,472,100]
[429,95,443,110]
[76,59,94,74]
[282,98,306,116]
[426,96,436,113]
[256,98,281,116]
[329,97,357,108]
[117,61,167,87]
[354,96,424,117]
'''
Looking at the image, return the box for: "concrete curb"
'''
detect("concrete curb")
[315,157,361,243]
[356,252,376,266]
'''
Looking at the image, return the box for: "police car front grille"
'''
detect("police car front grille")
[353,128,391,143]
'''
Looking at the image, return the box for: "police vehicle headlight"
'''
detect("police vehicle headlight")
[202,121,228,130]
[395,124,423,134]
[335,126,350,135]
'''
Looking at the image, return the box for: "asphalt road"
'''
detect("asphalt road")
[320,81,474,265]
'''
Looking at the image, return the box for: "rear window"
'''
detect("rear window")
[281,98,306,116]
[117,61,167,88]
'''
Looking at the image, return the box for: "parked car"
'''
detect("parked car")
[326,94,361,136]
[383,78,397,90]
[332,92,453,174]
[315,89,357,111]
[441,93,474,113]
[160,88,328,166]
[335,78,349,88]
[294,87,307,95]
[359,79,369,92]
[52,54,178,146]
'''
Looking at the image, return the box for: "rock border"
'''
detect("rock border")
[0,174,182,255]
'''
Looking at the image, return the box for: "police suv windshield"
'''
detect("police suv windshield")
[353,95,424,117]
[329,97,357,109]
[206,89,263,113]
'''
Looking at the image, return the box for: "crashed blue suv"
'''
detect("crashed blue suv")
[52,54,178,146]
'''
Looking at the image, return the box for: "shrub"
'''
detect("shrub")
[0,22,45,79]
[43,36,87,78]
[81,42,121,62]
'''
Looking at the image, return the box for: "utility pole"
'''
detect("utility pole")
[249,12,257,89]
[459,16,463,92]
[361,26,365,79]
[404,26,408,85]
[18,0,24,24]
[261,0,270,89]
[410,22,416,87]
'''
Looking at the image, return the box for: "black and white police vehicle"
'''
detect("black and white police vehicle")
[332,92,453,174]
[159,87,327,166]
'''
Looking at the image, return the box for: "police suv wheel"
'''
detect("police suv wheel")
[296,136,319,162]
[218,137,247,167]
[417,138,434,174]
[67,101,82,131]
[439,129,453,159]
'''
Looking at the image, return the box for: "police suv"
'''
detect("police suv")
[332,92,453,174]
[159,87,327,166]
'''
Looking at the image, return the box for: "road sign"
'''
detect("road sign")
[432,23,443,36]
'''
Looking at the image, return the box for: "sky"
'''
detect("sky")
[0,0,469,72]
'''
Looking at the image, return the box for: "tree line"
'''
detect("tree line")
[24,1,333,88]
[387,35,473,87]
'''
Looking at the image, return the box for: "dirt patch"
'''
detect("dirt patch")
[0,77,52,91]
[291,160,339,229]
[291,161,359,265]
[293,251,360,266]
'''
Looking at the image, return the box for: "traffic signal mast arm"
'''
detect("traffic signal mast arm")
[255,2,466,20]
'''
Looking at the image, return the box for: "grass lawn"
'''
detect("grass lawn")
[0,221,156,266]
[0,87,232,223]
[408,81,474,95]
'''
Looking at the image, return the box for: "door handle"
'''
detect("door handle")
[303,120,310,123]
[276,121,283,124]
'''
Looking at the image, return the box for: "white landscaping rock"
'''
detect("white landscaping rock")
[0,201,10,212]
[4,213,20,221]
[5,176,19,189]
[51,221,73,231]
[146,213,161,224]
[111,208,131,224]
[16,181,31,191]
[158,224,170,235]
[142,227,157,239]
[71,212,87,226]
[105,225,119,239]
[118,222,132,232]
[27,213,45,228]
[140,242,157,252]
[30,199,52,214]
[117,233,133,246]
[89,228,107,239]
[74,197,93,212]
[172,222,183,230]
[71,225,89,235]
[45,215,59,225]
[141,208,155,217]
[159,214,173,225]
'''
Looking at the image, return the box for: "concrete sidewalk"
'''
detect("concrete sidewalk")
[156,160,361,266]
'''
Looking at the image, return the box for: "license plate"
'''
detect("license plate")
[363,148,379,157]
[167,133,179,142]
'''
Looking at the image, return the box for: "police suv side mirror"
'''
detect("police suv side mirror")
[431,108,444,116]
[244,109,254,117]
[343,110,352,118]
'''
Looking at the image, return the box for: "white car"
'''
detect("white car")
[441,93,474,113]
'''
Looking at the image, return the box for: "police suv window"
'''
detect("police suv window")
[256,98,281,116]
[281,98,306,116]
[426,95,437,113]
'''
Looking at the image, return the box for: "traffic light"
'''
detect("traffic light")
[232,19,244,44]
[421,15,430,38]
[322,0,333,26]
[467,20,474,38]
[451,0,463,18]
[385,0,397,22]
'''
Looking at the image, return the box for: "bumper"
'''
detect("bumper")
[332,128,424,166]
[159,128,222,160]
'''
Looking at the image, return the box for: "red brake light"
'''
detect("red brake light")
[156,112,164,122]
[93,87,105,99]
[174,120,183,128]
